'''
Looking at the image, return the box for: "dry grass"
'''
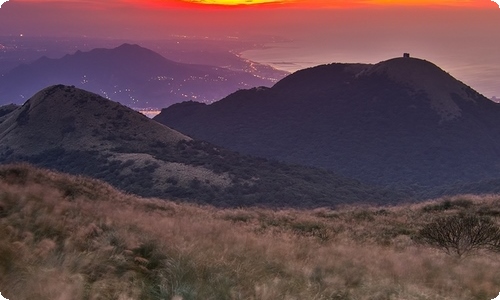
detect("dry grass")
[1,164,500,299]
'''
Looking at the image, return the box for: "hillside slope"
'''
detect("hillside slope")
[0,85,401,207]
[155,56,500,190]
[0,104,18,118]
[1,164,499,300]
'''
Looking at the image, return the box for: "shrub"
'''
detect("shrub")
[417,214,500,258]
[291,221,329,241]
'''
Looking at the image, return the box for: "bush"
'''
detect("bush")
[417,214,500,258]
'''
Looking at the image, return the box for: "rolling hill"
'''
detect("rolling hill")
[0,85,401,207]
[155,56,500,192]
[0,43,275,108]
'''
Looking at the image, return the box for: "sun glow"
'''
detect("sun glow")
[367,0,493,7]
[180,0,287,5]
[175,0,496,8]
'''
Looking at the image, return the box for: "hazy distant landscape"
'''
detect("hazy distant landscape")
[0,36,288,110]
[1,0,500,299]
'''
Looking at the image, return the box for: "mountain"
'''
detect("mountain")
[0,44,275,108]
[154,56,500,192]
[0,85,402,207]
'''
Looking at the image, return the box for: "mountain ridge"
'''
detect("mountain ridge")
[0,84,402,207]
[155,56,500,192]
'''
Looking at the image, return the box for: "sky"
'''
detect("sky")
[0,0,499,97]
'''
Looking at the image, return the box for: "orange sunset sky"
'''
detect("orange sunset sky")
[5,0,497,8]
[0,0,499,97]
[0,0,498,38]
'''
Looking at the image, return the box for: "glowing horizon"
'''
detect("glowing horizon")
[180,0,288,5]
[1,0,500,98]
[173,0,497,8]
[11,0,498,9]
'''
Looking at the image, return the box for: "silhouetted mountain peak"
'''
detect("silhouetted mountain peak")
[0,85,189,156]
[0,44,277,108]
[363,57,481,121]
[111,43,164,57]
[73,43,175,66]
[117,43,139,48]
[272,56,488,122]
[115,43,143,50]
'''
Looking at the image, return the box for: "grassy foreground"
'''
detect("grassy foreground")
[1,164,500,300]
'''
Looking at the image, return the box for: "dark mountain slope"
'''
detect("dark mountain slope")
[0,85,188,157]
[155,57,500,190]
[0,85,402,207]
[0,44,273,108]
[0,104,19,119]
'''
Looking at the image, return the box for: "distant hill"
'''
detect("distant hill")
[0,44,275,108]
[0,85,402,207]
[155,56,500,192]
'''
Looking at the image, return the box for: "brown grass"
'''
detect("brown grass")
[1,164,500,299]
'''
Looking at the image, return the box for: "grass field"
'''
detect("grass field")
[1,164,500,299]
